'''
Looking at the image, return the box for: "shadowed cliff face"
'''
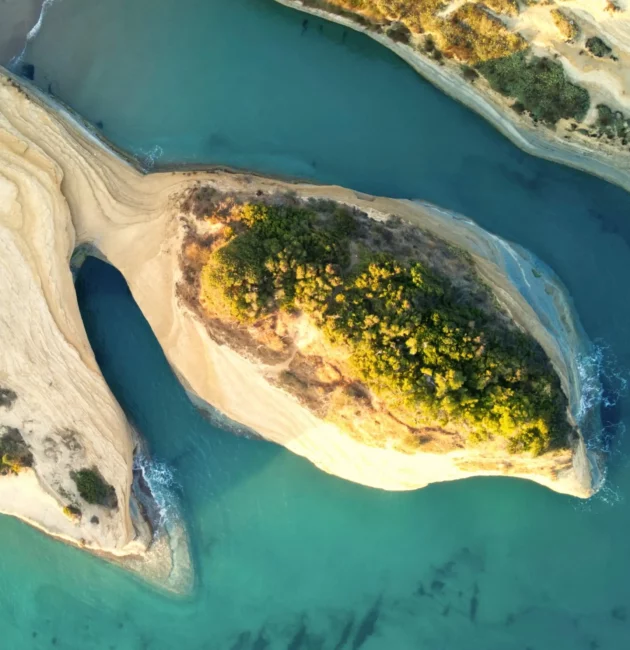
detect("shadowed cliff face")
[0,0,42,63]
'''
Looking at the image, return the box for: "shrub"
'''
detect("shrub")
[586,36,613,58]
[387,22,411,44]
[0,387,17,409]
[63,505,82,521]
[71,468,117,507]
[439,4,526,63]
[0,428,33,475]
[482,0,520,16]
[477,53,590,124]
[302,0,526,63]
[551,9,579,42]
[595,104,628,139]
[462,66,480,82]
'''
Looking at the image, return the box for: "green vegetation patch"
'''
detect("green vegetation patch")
[586,36,613,58]
[0,387,17,409]
[302,0,526,64]
[477,53,590,125]
[483,0,520,16]
[71,468,117,507]
[596,104,629,141]
[63,504,82,521]
[0,427,33,475]
[200,201,571,455]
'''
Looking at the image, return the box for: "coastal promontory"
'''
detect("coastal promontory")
[0,69,602,558]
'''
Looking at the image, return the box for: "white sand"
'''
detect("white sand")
[0,68,598,514]
[0,77,143,554]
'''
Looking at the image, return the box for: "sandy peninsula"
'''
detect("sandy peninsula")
[0,66,601,531]
[0,71,193,592]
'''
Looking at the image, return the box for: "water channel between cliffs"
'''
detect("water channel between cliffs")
[1,0,630,648]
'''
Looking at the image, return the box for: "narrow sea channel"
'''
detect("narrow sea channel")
[1,0,630,648]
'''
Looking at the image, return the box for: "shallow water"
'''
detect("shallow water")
[2,0,630,647]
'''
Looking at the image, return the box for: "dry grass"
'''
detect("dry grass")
[299,0,527,63]
[551,9,580,42]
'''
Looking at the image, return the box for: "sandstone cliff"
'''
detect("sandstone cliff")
[0,70,601,508]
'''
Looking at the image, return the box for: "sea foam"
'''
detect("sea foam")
[133,452,179,528]
[9,0,59,70]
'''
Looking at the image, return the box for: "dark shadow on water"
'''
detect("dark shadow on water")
[75,256,283,576]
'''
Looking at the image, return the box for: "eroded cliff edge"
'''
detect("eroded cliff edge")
[0,73,191,591]
[0,70,602,501]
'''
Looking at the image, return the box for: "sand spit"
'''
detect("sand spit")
[273,0,630,195]
[0,68,600,506]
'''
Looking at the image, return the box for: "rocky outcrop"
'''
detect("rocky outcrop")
[0,69,602,505]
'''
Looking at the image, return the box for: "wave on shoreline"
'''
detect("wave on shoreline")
[8,0,58,70]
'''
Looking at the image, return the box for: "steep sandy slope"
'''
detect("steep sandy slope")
[0,70,600,500]
[0,83,142,554]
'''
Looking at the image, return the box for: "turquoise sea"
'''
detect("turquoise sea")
[2,0,630,647]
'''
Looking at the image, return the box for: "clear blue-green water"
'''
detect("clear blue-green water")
[2,0,630,647]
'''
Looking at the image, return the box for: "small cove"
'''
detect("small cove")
[1,0,630,647]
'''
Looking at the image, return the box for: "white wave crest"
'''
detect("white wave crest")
[9,0,60,70]
[577,342,627,451]
[135,144,164,171]
[133,453,179,528]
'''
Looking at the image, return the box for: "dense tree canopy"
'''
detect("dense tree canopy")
[201,202,570,455]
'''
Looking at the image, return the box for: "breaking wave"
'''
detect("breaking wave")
[577,341,627,455]
[133,452,179,528]
[135,144,164,171]
[9,0,60,70]
[575,341,628,508]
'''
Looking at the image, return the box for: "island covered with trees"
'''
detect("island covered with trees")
[178,187,574,458]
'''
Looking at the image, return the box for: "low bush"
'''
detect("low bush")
[301,0,526,63]
[63,505,82,521]
[462,66,480,82]
[71,468,117,508]
[0,387,17,409]
[0,428,33,475]
[596,104,629,140]
[387,22,411,44]
[483,0,520,16]
[477,53,590,124]
[551,9,579,42]
[586,36,613,58]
